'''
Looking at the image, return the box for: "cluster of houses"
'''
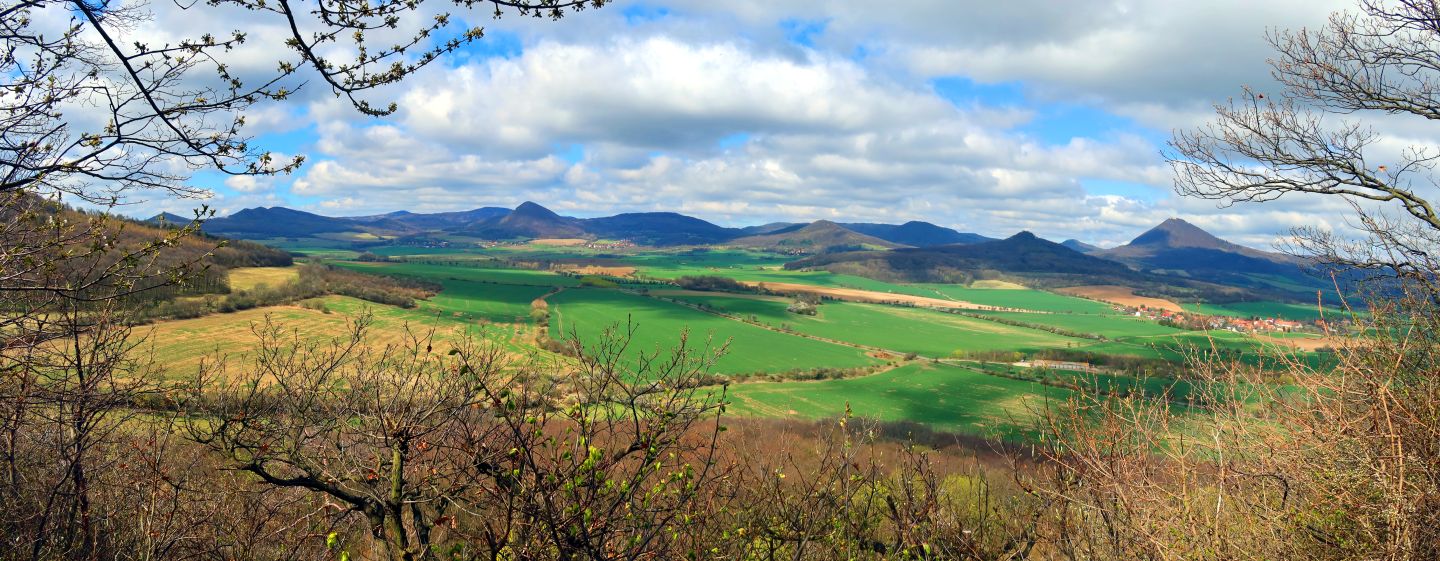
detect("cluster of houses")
[1206,315,1307,332]
[1123,305,1311,333]
[760,247,814,256]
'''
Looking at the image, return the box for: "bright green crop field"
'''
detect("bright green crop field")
[917,285,1119,314]
[631,257,943,297]
[421,279,552,323]
[338,261,580,287]
[1182,300,1349,322]
[547,288,878,376]
[971,310,1187,338]
[725,362,1072,435]
[662,292,1092,357]
[207,251,1321,433]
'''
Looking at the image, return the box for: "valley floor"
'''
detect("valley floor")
[156,248,1335,437]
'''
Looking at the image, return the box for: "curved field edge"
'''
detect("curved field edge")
[546,288,879,376]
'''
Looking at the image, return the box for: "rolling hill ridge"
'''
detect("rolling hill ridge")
[1097,218,1318,293]
[191,202,1324,302]
[195,202,993,249]
[789,231,1149,284]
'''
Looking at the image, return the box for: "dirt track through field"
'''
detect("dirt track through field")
[1057,285,1184,312]
[738,281,1035,312]
[531,287,565,310]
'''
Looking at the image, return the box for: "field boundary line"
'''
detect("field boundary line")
[637,291,906,357]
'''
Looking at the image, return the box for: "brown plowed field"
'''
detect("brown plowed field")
[1056,285,1184,312]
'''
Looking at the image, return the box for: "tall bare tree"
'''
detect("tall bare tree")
[1033,2,1440,559]
[2,0,607,200]
[2,1,612,559]
[183,319,729,561]
[1169,0,1440,295]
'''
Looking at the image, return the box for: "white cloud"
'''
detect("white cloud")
[88,0,1420,248]
[286,35,1188,239]
[224,176,273,193]
[394,37,956,158]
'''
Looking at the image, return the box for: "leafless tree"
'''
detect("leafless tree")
[183,317,730,561]
[724,410,1040,561]
[2,0,607,201]
[1169,0,1440,295]
[3,0,612,557]
[1022,4,1440,557]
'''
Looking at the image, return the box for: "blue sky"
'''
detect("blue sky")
[150,0,1358,247]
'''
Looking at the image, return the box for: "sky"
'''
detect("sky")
[135,0,1373,248]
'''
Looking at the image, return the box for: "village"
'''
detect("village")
[1122,304,1327,334]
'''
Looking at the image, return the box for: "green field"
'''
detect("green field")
[367,245,492,257]
[624,249,787,271]
[338,261,580,287]
[972,310,1187,338]
[1075,329,1321,367]
[965,362,1199,403]
[662,292,1092,356]
[1183,300,1349,322]
[547,288,878,376]
[421,279,552,323]
[632,258,946,297]
[250,238,363,259]
[918,285,1119,314]
[726,362,1073,435]
[206,250,1317,432]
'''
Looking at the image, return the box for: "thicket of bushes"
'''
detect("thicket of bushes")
[135,263,440,322]
[674,275,753,292]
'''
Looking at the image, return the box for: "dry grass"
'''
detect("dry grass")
[228,266,299,291]
[1057,285,1183,312]
[134,296,493,379]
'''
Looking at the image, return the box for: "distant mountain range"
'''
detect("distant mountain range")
[839,222,996,246]
[1061,239,1101,254]
[169,202,1327,301]
[352,207,511,230]
[461,201,587,239]
[791,231,1149,285]
[196,206,359,237]
[1095,218,1312,291]
[788,218,1324,300]
[187,201,993,248]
